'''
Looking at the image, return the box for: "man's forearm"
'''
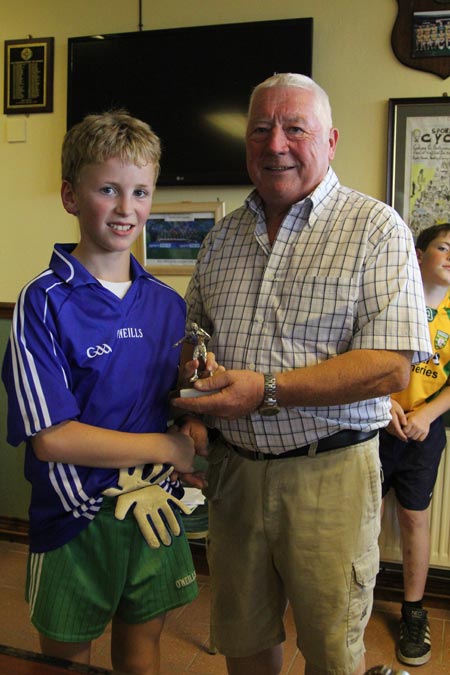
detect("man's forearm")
[172,349,414,419]
[275,349,413,408]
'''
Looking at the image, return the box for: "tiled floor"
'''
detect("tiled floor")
[1,539,449,674]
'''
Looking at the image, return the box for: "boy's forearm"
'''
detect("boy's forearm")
[31,419,193,470]
[413,386,450,424]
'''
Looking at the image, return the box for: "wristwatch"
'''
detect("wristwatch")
[258,372,281,416]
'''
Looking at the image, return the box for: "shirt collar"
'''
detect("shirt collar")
[50,243,149,287]
[245,167,340,228]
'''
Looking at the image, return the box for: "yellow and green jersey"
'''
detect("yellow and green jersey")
[393,292,450,412]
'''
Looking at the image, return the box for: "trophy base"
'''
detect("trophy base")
[178,387,221,398]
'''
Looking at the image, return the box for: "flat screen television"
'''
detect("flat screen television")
[67,18,313,186]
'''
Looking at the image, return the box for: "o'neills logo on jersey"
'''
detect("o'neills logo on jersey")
[116,327,144,339]
[175,571,196,588]
[86,344,112,358]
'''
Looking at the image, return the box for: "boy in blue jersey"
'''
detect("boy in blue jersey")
[379,223,450,667]
[1,110,210,674]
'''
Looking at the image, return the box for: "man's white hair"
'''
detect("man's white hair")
[248,73,333,129]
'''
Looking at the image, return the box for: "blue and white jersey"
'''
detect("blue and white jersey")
[2,243,186,552]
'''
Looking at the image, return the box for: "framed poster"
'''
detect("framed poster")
[387,97,450,237]
[135,201,225,275]
[4,37,54,114]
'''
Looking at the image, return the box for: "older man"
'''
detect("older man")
[174,74,431,675]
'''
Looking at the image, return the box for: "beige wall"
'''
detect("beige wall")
[1,0,448,300]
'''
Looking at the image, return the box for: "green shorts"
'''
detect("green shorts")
[205,435,381,672]
[26,496,198,642]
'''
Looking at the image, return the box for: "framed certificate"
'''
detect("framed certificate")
[4,37,54,114]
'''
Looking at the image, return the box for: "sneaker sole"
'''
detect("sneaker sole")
[397,648,431,666]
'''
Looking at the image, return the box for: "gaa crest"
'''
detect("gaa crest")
[434,329,449,348]
[392,0,450,79]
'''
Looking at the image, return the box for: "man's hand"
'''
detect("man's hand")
[180,351,225,388]
[176,415,209,456]
[178,472,207,489]
[114,484,191,548]
[172,370,264,420]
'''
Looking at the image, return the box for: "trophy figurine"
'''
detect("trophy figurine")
[172,322,218,398]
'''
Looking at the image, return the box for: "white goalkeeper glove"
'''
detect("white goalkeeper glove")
[113,484,191,548]
[103,464,174,496]
[103,464,191,547]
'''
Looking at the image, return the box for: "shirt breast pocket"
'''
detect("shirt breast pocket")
[274,274,358,355]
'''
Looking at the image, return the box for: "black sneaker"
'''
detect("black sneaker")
[397,607,431,666]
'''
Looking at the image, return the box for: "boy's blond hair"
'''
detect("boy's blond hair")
[62,110,161,185]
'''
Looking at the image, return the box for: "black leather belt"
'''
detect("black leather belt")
[229,429,378,461]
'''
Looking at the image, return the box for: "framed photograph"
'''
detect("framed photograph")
[412,9,450,58]
[4,37,54,114]
[391,1,450,78]
[387,97,450,237]
[135,201,225,275]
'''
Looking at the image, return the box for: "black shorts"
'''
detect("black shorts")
[379,416,446,510]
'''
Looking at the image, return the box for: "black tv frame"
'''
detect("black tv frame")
[67,18,313,186]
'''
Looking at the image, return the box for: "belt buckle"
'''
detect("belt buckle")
[254,451,267,460]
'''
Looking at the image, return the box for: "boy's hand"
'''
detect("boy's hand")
[114,484,191,548]
[165,427,196,473]
[386,398,408,441]
[403,407,432,442]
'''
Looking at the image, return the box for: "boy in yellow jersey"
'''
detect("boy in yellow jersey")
[379,223,450,667]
